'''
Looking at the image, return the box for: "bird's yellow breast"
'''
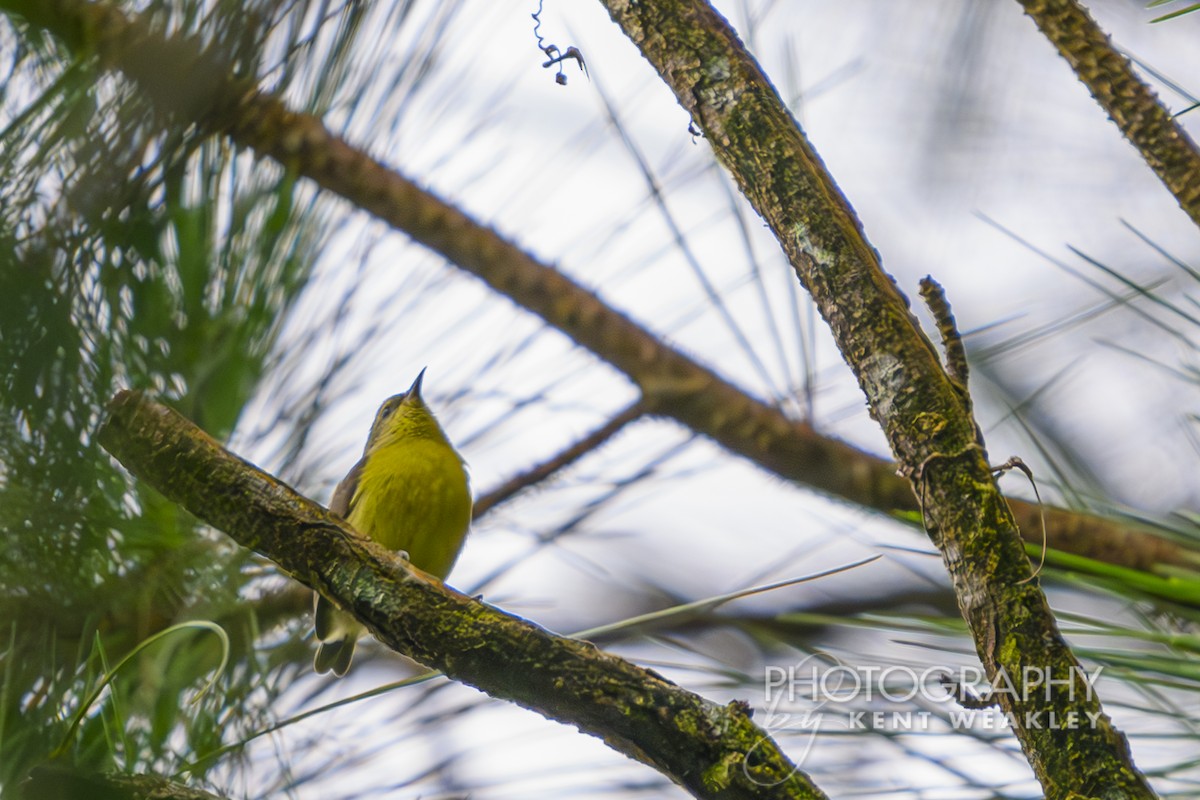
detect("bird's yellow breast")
[347,437,471,579]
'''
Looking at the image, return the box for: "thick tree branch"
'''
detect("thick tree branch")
[97,390,826,800]
[1017,0,1200,230]
[596,1,1155,797]
[0,0,1185,579]
[24,766,230,800]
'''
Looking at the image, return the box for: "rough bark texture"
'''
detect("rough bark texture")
[0,0,1184,578]
[1018,0,1200,230]
[22,766,230,800]
[98,391,826,800]
[597,1,1156,797]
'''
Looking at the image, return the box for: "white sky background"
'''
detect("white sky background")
[233,1,1200,797]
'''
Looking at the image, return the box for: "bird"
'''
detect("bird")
[313,368,471,676]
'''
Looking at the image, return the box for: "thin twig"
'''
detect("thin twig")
[473,399,646,519]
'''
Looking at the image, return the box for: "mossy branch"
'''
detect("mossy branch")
[97,390,826,800]
[1017,0,1200,230]
[23,766,230,800]
[596,0,1156,796]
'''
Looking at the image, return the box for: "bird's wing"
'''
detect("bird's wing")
[329,456,366,519]
[315,456,367,641]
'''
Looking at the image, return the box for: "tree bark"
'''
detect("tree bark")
[1017,0,1200,230]
[596,1,1157,797]
[22,765,230,800]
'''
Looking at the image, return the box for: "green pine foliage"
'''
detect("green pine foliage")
[0,0,362,789]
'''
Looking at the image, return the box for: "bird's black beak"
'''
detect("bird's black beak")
[407,367,427,401]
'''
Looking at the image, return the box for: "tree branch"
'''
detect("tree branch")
[473,400,646,519]
[595,1,1155,796]
[1017,0,1200,230]
[24,765,230,800]
[97,390,826,800]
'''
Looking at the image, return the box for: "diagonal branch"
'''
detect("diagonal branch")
[97,390,826,800]
[472,399,647,519]
[596,1,1156,797]
[1016,0,1200,230]
[1,0,1185,578]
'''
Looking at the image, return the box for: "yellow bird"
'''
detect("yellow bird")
[313,369,472,676]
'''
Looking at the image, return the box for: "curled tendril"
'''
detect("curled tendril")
[532,0,587,86]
